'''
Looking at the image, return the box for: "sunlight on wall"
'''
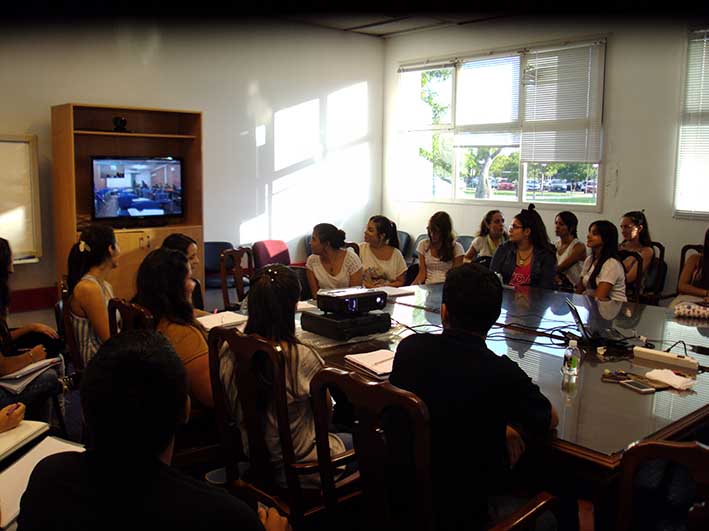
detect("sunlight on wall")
[326,82,368,148]
[255,125,266,147]
[274,99,321,172]
[238,184,269,244]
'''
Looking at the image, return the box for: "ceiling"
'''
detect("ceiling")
[287,14,508,38]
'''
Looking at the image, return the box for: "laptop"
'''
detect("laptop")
[564,298,627,347]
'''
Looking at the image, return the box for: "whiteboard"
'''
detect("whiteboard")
[0,135,42,262]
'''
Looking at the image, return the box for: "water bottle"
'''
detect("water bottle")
[562,340,581,376]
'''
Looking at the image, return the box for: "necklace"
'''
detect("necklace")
[517,249,533,265]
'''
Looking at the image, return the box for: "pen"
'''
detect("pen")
[374,356,395,366]
[6,403,21,416]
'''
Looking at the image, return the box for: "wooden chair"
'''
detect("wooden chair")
[618,249,644,303]
[107,298,155,337]
[488,493,595,531]
[220,246,254,311]
[616,440,709,531]
[640,241,667,305]
[207,327,359,529]
[343,242,360,256]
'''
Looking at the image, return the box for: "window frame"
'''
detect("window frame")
[395,38,606,213]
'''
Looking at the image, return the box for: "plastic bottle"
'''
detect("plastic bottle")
[562,339,581,376]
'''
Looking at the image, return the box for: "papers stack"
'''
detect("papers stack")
[196,311,248,331]
[0,421,49,463]
[344,349,396,380]
[0,358,62,395]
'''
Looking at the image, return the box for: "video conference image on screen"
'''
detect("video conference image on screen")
[92,158,183,219]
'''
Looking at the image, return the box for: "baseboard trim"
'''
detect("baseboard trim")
[9,286,57,313]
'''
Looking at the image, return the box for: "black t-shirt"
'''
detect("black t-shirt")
[389,329,552,530]
[18,450,264,531]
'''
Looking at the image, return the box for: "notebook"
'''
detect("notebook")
[0,421,49,463]
[344,349,396,380]
[0,436,84,528]
[0,358,63,395]
[196,311,248,331]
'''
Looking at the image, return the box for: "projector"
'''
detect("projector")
[317,288,388,316]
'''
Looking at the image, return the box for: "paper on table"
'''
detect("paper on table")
[297,301,318,312]
[645,369,696,390]
[373,286,415,298]
[0,421,49,463]
[344,349,396,378]
[196,311,248,330]
[0,436,84,528]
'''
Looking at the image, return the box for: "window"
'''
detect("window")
[674,29,709,218]
[396,40,606,207]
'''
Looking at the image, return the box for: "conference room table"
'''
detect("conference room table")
[296,284,709,503]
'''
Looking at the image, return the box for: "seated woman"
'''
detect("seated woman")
[464,209,507,262]
[672,227,709,306]
[360,215,407,288]
[67,224,120,367]
[619,211,655,286]
[306,223,363,295]
[161,233,205,311]
[220,264,350,488]
[1,238,62,357]
[490,205,556,289]
[412,211,464,285]
[554,211,586,290]
[576,220,627,302]
[133,248,213,408]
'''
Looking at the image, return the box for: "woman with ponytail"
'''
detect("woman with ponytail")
[306,223,363,295]
[490,205,556,289]
[577,220,627,302]
[413,211,464,285]
[220,264,351,487]
[67,224,119,365]
[359,215,407,288]
[619,210,654,285]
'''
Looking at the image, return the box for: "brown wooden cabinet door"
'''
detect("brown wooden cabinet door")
[106,230,149,300]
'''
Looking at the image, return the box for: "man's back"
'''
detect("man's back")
[19,450,263,531]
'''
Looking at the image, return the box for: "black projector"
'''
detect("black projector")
[316,288,388,315]
[301,310,391,340]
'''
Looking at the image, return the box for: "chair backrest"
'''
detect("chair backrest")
[456,235,474,253]
[107,298,155,337]
[618,249,644,303]
[397,230,412,258]
[204,241,235,274]
[678,244,704,289]
[311,367,433,531]
[411,233,428,261]
[343,242,360,256]
[60,280,84,372]
[642,241,667,303]
[252,240,291,270]
[304,234,312,257]
[616,440,709,531]
[220,247,254,310]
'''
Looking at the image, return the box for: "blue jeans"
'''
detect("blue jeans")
[334,431,358,475]
[0,368,61,421]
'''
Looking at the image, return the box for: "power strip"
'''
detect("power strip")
[632,346,699,371]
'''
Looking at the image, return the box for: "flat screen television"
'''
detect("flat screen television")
[91,156,184,222]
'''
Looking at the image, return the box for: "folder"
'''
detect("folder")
[344,349,395,380]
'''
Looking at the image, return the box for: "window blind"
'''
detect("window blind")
[675,30,709,215]
[520,42,605,163]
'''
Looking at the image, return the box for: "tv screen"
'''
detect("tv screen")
[91,157,184,220]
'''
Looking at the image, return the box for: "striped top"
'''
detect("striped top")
[69,274,114,367]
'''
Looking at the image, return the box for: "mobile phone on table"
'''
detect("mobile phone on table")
[620,379,656,394]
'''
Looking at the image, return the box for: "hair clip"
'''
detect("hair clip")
[78,241,91,253]
[264,267,278,282]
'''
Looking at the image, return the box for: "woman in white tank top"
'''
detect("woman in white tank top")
[554,212,586,289]
[67,225,120,367]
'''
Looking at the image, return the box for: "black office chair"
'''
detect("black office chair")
[640,241,667,305]
[409,233,428,265]
[204,241,234,289]
[397,230,412,260]
[456,235,474,254]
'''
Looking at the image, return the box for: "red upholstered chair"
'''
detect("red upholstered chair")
[252,240,293,269]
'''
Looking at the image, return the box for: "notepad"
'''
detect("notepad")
[0,435,84,528]
[196,311,248,330]
[0,358,62,395]
[344,349,395,380]
[0,421,49,463]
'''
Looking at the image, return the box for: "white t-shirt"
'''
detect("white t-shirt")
[470,234,507,258]
[580,256,627,302]
[556,238,584,287]
[359,242,407,286]
[417,239,465,284]
[306,248,363,289]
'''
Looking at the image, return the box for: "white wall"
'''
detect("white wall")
[0,20,384,290]
[382,17,706,289]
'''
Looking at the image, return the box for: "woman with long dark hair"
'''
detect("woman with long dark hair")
[673,227,709,305]
[306,223,362,295]
[360,215,407,288]
[67,224,119,366]
[554,211,586,289]
[619,211,654,285]
[133,248,212,408]
[577,220,627,302]
[220,264,350,487]
[464,209,508,262]
[413,211,464,284]
[490,205,556,289]
[161,233,205,311]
